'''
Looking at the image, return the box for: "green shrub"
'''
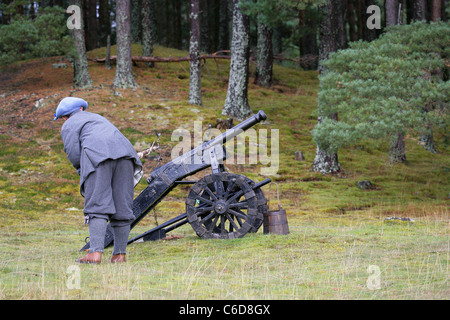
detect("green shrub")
[312,21,450,154]
[0,6,73,65]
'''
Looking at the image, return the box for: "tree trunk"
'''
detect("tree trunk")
[189,0,202,106]
[113,0,137,89]
[390,133,406,163]
[312,0,344,174]
[69,0,93,88]
[98,0,111,47]
[430,0,442,21]
[142,0,155,67]
[87,0,99,50]
[254,17,273,88]
[347,0,358,41]
[131,0,142,43]
[419,127,437,153]
[272,27,283,54]
[385,0,399,26]
[222,0,252,121]
[414,0,427,20]
[174,0,182,50]
[299,7,319,70]
[200,0,211,52]
[385,0,408,160]
[165,0,171,47]
[219,0,230,50]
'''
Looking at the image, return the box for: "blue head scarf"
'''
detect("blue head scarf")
[54,97,88,120]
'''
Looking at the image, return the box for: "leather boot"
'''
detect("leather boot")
[110,254,126,263]
[75,251,102,264]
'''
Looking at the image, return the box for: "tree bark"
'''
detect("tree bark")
[254,17,273,88]
[200,0,211,53]
[413,0,427,20]
[174,0,182,50]
[219,0,230,50]
[222,0,252,121]
[131,0,142,43]
[69,0,93,88]
[430,0,442,21]
[142,0,155,67]
[385,0,407,161]
[86,0,98,50]
[390,133,407,163]
[298,7,319,70]
[165,0,171,47]
[98,0,111,47]
[113,0,137,89]
[189,0,202,106]
[385,0,399,26]
[347,0,358,41]
[312,0,345,174]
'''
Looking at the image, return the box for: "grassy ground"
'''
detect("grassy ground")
[0,45,448,300]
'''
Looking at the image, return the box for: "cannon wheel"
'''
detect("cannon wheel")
[186,173,260,239]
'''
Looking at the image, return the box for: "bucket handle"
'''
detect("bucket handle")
[267,182,282,211]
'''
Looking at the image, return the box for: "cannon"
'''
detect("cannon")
[81,110,270,251]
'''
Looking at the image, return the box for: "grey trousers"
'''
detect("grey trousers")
[83,158,135,254]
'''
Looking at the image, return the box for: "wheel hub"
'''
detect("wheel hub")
[214,200,228,214]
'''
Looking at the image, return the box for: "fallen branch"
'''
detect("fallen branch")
[91,53,231,64]
[91,50,317,68]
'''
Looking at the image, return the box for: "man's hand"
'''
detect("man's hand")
[137,146,159,159]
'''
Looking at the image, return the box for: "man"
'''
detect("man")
[55,97,143,264]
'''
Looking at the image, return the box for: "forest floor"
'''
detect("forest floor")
[0,45,448,300]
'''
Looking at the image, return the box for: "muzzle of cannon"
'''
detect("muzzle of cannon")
[81,111,270,251]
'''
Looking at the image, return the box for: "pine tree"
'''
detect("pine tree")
[311,22,449,163]
[312,0,346,174]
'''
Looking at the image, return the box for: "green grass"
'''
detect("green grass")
[0,211,447,299]
[0,44,448,300]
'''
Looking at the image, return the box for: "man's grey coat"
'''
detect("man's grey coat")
[61,109,143,196]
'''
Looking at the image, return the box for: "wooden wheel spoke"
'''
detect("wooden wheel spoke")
[197,196,214,205]
[226,213,240,230]
[199,211,217,225]
[226,190,244,205]
[220,215,226,234]
[222,180,235,200]
[228,208,248,220]
[194,205,214,214]
[207,215,219,233]
[229,200,248,209]
[204,186,218,201]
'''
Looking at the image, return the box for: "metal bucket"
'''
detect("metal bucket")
[263,183,289,235]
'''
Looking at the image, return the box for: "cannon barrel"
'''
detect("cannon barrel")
[151,110,267,178]
[201,110,267,150]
